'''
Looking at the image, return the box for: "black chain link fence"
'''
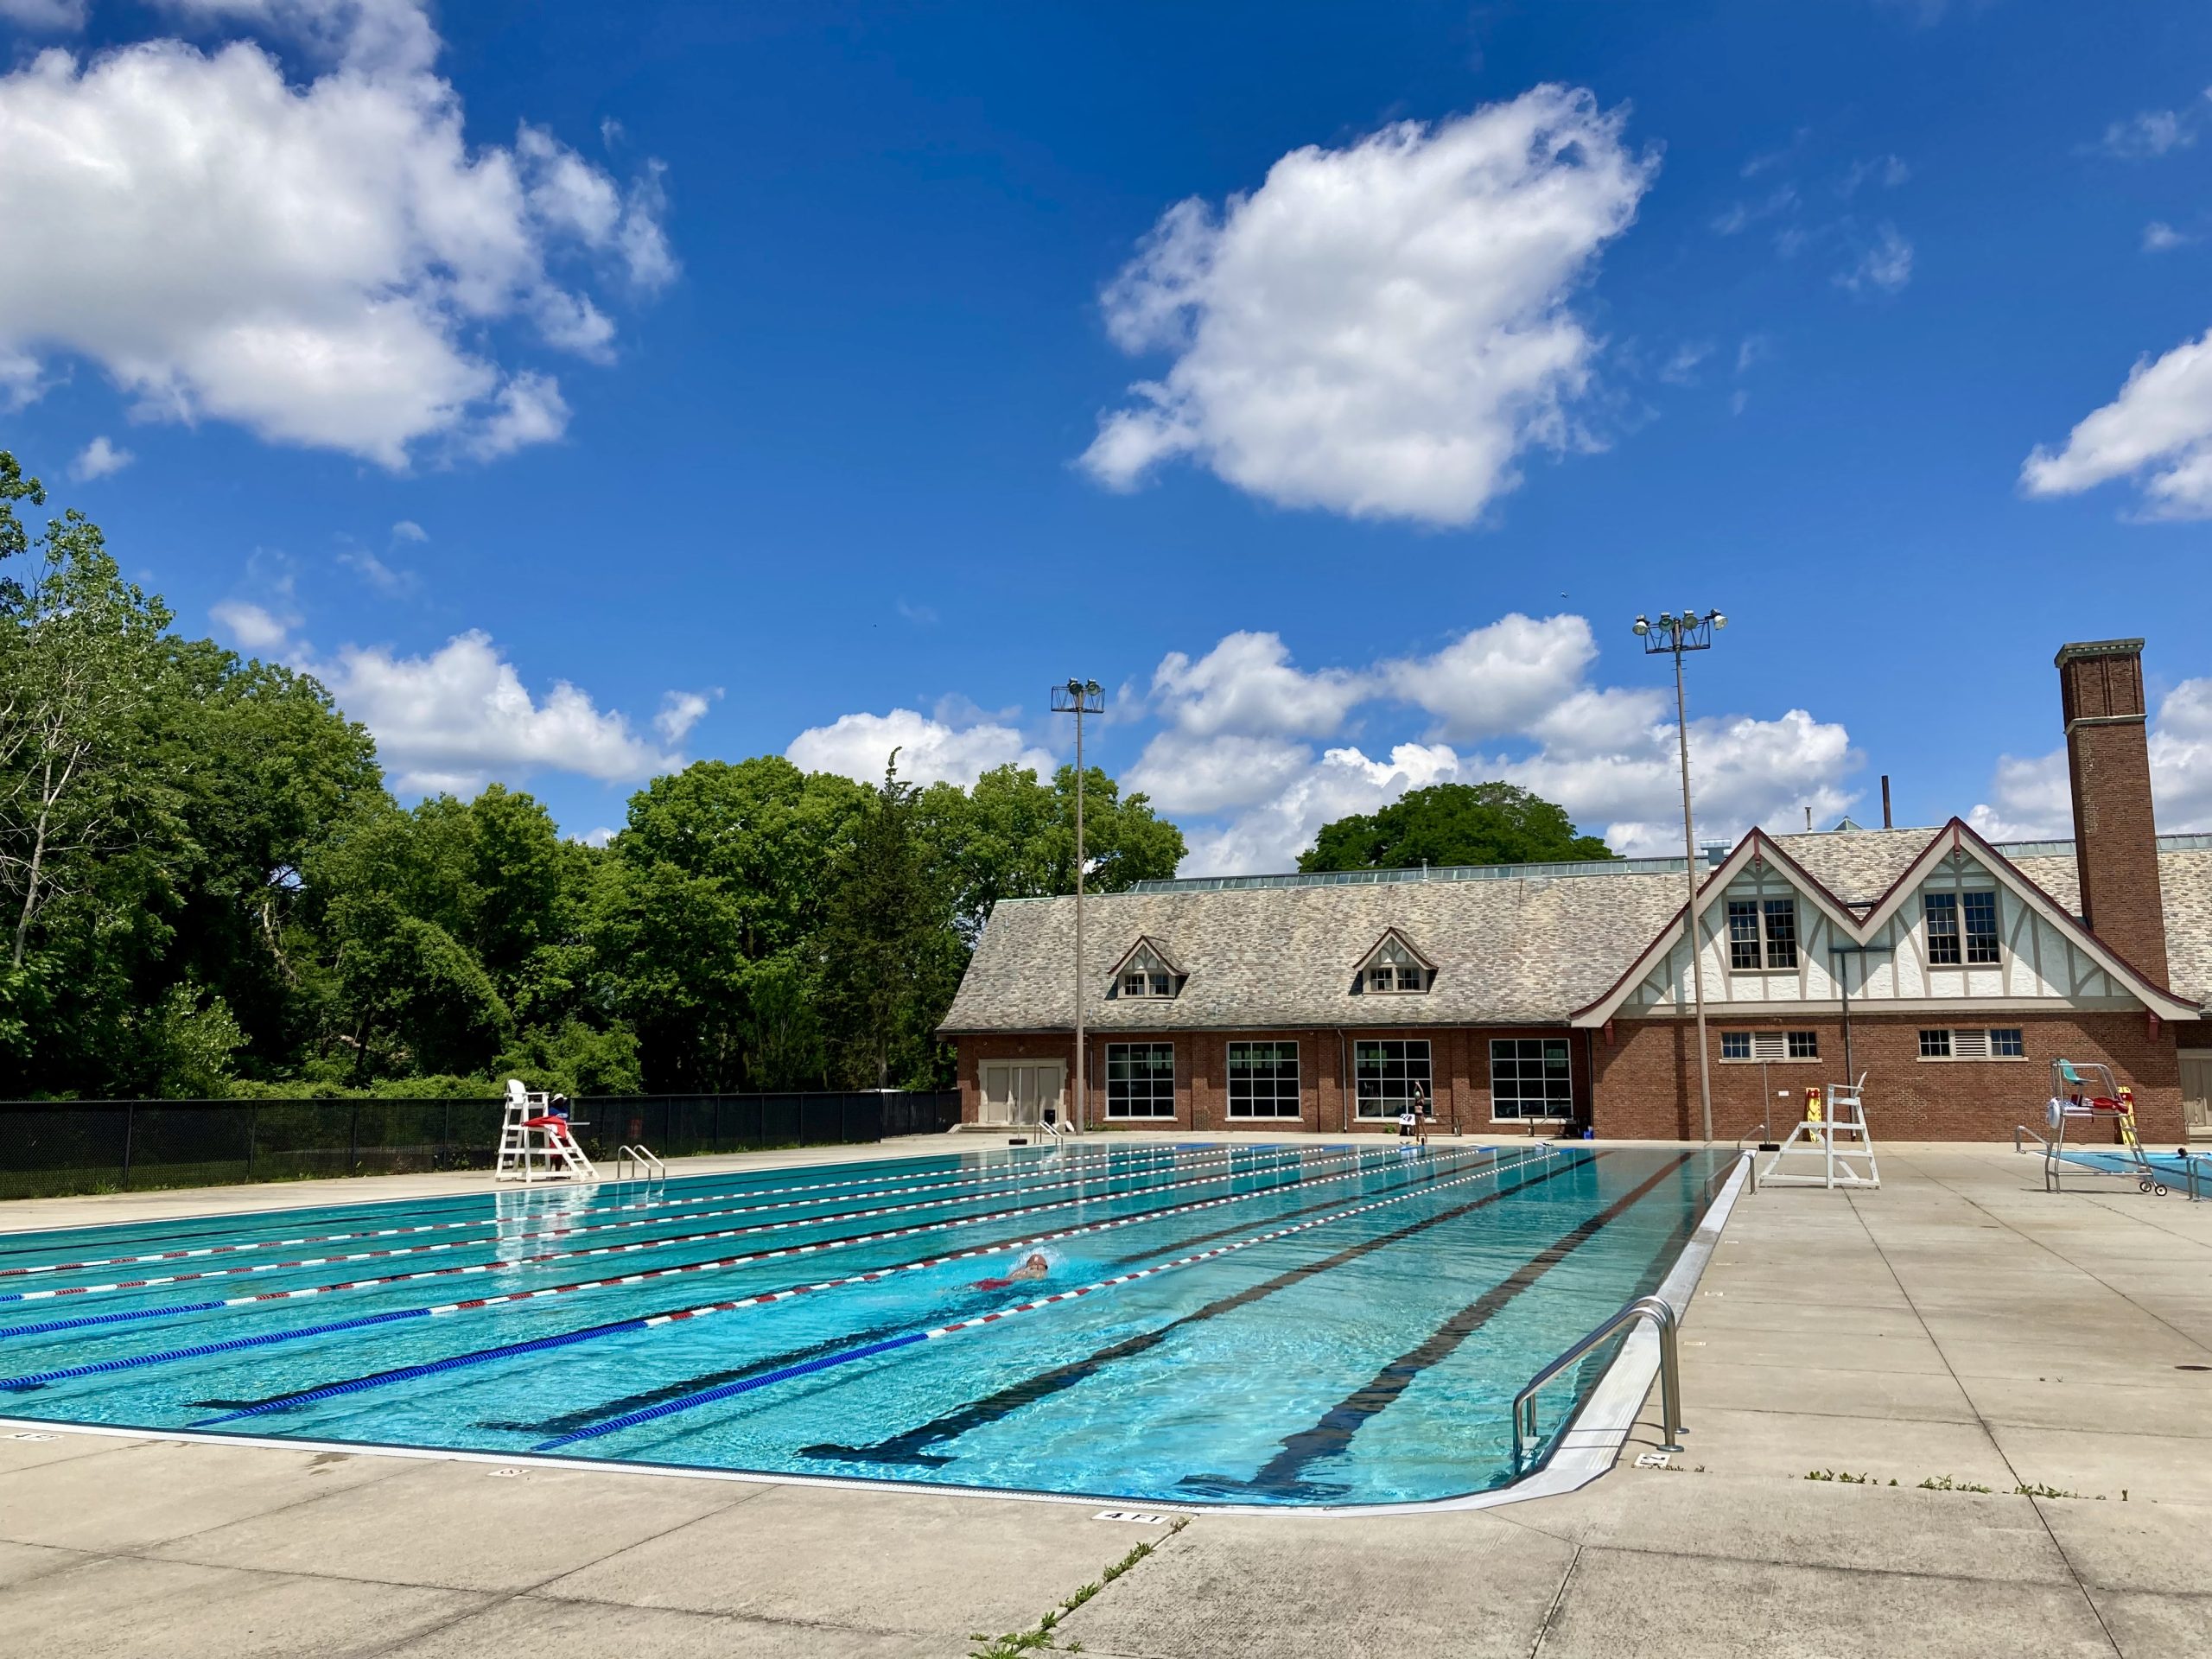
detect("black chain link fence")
[0,1090,963,1200]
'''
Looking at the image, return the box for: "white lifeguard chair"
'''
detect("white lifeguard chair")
[1759,1075,1879,1190]
[494,1078,599,1184]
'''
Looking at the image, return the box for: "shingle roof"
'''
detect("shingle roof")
[939,830,2212,1032]
[939,871,1688,1033]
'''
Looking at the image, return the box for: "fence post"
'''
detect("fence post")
[348,1102,359,1175]
[120,1103,135,1190]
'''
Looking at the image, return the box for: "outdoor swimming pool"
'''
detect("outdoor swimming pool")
[0,1141,1732,1507]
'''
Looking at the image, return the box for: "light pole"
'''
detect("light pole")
[1634,608,1726,1143]
[1052,678,1104,1132]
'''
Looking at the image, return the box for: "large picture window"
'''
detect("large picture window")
[1104,1042,1176,1118]
[1490,1037,1573,1121]
[1226,1041,1301,1118]
[1354,1039,1433,1119]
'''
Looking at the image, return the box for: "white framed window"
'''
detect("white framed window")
[1490,1037,1572,1121]
[1726,898,1800,971]
[1226,1040,1300,1118]
[1114,942,1179,1000]
[1919,1027,2028,1061]
[1354,1039,1433,1119]
[1358,932,1430,994]
[1105,1042,1176,1118]
[1719,1030,1819,1063]
[1925,891,2002,968]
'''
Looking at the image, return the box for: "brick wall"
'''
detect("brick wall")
[2058,639,2171,988]
[1591,1013,2184,1143]
[957,1026,1593,1135]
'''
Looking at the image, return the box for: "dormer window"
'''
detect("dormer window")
[1109,938,1184,1000]
[1357,930,1433,995]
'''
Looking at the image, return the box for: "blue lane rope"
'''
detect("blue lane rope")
[0,1300,227,1338]
[195,1315,658,1425]
[534,1333,928,1451]
[0,1306,430,1390]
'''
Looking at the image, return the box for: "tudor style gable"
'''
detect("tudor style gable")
[1353,927,1435,995]
[1107,936,1185,1001]
[1574,822,2200,1027]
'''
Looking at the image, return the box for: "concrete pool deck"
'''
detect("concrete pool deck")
[0,1139,2205,1656]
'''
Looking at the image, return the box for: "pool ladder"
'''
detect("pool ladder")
[1513,1294,1685,1465]
[613,1144,665,1182]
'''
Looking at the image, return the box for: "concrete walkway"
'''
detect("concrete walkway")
[0,1143,2205,1656]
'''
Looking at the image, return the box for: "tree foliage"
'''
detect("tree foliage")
[0,454,1190,1099]
[1299,782,1611,873]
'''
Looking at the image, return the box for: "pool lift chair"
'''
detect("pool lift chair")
[494,1078,600,1184]
[1757,1074,1878,1191]
[2037,1058,2167,1196]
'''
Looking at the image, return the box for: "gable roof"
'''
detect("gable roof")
[1356,925,1436,972]
[1570,819,2202,1027]
[939,825,2212,1037]
[1108,934,1185,978]
[939,869,1687,1034]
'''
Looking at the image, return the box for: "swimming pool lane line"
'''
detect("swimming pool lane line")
[0,1140,1217,1281]
[795,1150,1590,1471]
[536,1148,1573,1452]
[3,1147,1442,1395]
[475,1162,1480,1440]
[183,1147,1491,1427]
[0,1141,1325,1307]
[0,1139,1205,1268]
[1201,1151,1697,1500]
[0,1145,1379,1342]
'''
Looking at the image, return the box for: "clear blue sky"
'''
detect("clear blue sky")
[6,0,2211,869]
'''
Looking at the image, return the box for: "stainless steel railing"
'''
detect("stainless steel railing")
[1513,1294,1684,1463]
[613,1144,665,1181]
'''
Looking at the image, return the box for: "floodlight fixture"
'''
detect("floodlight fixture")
[1052,677,1107,1130]
[1631,603,1731,1142]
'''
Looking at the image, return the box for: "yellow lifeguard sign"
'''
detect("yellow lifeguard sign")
[1804,1086,1824,1144]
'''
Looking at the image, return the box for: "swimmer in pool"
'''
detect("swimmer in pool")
[970,1251,1052,1291]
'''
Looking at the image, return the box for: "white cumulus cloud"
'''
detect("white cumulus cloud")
[1079,84,1656,526]
[1149,631,1369,738]
[69,435,132,480]
[0,0,673,467]
[1970,677,2212,841]
[2021,329,2212,518]
[317,629,677,795]
[1148,619,1861,874]
[0,0,86,28]
[653,688,718,745]
[785,709,1056,791]
[210,598,296,652]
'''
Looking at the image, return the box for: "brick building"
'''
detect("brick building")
[939,639,2212,1143]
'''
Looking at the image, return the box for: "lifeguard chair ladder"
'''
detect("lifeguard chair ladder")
[494,1079,599,1184]
[1758,1075,1879,1190]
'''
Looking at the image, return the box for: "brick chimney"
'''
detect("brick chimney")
[2057,639,2168,986]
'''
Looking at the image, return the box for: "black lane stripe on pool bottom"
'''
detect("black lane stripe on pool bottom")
[797,1150,1591,1468]
[181,1146,1457,1416]
[465,1153,1514,1437]
[1185,1149,1695,1501]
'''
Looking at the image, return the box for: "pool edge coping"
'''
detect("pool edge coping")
[0,1147,1751,1519]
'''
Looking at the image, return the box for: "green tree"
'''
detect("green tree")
[925,762,1185,941]
[1299,782,1612,873]
[818,755,963,1089]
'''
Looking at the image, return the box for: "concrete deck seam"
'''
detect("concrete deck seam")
[1525,1542,1583,1659]
[1894,1154,2212,1362]
[1845,1172,2125,1658]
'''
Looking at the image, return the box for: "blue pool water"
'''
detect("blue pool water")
[0,1141,1730,1506]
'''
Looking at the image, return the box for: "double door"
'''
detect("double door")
[979,1060,1065,1128]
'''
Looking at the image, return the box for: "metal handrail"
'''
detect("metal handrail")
[2014,1124,2050,1154]
[613,1144,665,1181]
[1514,1294,1683,1464]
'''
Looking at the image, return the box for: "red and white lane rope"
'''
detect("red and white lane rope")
[9,1144,1430,1325]
[0,1138,1215,1282]
[0,1142,1325,1305]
